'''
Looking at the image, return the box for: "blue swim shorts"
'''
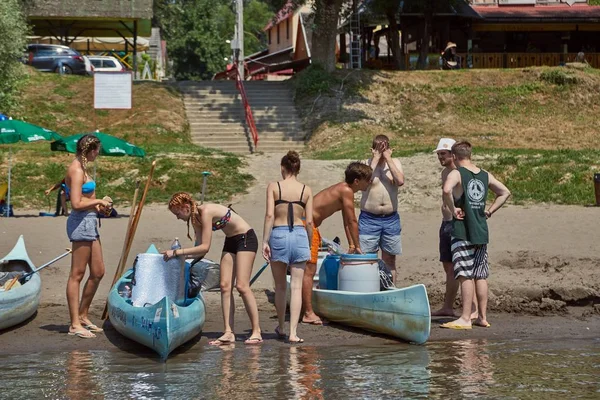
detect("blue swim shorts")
[358,211,402,256]
[269,226,311,265]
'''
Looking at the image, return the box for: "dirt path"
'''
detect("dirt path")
[0,153,598,353]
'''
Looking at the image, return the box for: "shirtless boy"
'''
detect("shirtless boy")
[302,162,373,325]
[359,135,404,284]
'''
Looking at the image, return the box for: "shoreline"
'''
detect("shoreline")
[1,291,599,356]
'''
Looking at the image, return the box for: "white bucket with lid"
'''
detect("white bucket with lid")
[338,254,379,293]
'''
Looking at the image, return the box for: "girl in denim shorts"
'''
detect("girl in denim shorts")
[262,151,314,344]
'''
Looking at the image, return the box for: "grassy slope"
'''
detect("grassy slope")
[0,68,253,209]
[297,67,600,205]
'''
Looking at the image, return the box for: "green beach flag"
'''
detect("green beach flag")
[50,131,145,158]
[0,118,63,217]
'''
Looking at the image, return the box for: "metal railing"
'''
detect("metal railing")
[234,66,259,149]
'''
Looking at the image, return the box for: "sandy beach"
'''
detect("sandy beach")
[1,153,599,354]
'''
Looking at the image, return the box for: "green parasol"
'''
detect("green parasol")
[50,131,146,158]
[0,118,63,217]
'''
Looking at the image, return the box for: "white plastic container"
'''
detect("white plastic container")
[338,254,379,293]
[131,253,187,306]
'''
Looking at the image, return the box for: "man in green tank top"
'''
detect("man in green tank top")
[440,141,511,330]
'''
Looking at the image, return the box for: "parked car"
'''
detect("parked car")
[85,56,126,74]
[25,44,87,75]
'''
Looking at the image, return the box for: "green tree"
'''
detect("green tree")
[0,0,28,111]
[366,0,404,69]
[216,0,273,58]
[155,0,230,80]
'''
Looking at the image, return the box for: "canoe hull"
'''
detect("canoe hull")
[0,236,40,331]
[312,284,431,344]
[108,269,205,359]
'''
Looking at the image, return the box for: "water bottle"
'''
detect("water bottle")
[171,237,181,251]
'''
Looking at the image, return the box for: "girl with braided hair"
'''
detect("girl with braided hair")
[65,134,111,339]
[164,192,263,345]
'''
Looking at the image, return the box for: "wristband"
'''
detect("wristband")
[174,249,178,257]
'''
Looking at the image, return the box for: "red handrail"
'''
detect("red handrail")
[234,66,259,149]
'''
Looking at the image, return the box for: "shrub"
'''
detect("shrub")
[539,69,578,86]
[0,0,29,111]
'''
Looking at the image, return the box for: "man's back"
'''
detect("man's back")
[313,182,354,228]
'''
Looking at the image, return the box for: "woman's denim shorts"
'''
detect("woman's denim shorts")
[269,226,310,265]
[67,210,99,242]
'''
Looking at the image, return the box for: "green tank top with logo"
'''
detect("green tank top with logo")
[452,167,489,244]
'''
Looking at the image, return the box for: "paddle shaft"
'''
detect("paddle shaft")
[102,161,156,319]
[19,249,72,283]
[249,262,269,286]
[5,248,72,291]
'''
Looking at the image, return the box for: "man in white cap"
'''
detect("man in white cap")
[431,138,476,317]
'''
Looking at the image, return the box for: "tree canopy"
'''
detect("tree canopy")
[154,0,273,80]
[0,0,29,111]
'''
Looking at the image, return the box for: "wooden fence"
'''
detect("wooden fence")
[459,53,600,69]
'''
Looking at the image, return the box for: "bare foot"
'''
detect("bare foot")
[472,319,491,328]
[431,308,458,317]
[302,312,322,325]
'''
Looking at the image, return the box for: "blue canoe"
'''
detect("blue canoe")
[107,245,206,359]
[0,235,41,330]
[312,284,431,344]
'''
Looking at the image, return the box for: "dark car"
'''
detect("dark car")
[25,44,87,75]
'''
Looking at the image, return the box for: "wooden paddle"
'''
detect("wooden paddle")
[102,161,156,320]
[4,248,72,291]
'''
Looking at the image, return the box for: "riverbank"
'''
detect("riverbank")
[1,154,599,355]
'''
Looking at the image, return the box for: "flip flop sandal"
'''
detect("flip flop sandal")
[68,330,96,339]
[84,324,104,333]
[440,322,472,330]
[288,338,304,344]
[244,337,264,345]
[275,326,286,339]
[209,338,235,346]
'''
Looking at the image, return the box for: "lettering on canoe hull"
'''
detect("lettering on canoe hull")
[111,307,127,325]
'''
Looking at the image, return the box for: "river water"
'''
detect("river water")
[1,338,598,399]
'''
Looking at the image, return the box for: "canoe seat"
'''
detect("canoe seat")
[0,260,33,274]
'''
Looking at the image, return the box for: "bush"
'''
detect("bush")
[0,0,29,111]
[292,64,341,99]
[539,69,578,86]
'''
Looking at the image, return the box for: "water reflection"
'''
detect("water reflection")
[65,350,103,400]
[289,346,324,400]
[0,339,598,399]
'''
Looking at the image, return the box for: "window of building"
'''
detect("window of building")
[277,24,280,44]
[268,29,271,45]
[286,18,290,40]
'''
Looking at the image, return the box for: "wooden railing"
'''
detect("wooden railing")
[234,66,259,149]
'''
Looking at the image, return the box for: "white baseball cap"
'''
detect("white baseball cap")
[433,138,456,153]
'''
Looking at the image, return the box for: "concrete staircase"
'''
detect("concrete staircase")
[180,81,306,154]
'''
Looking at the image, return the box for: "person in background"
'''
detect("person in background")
[45,178,69,216]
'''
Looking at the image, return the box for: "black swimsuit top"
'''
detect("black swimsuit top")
[275,182,306,229]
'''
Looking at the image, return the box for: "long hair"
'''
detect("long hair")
[168,192,200,241]
[76,134,101,177]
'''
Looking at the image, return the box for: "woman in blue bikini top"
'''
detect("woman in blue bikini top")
[64,134,112,339]
[164,192,263,346]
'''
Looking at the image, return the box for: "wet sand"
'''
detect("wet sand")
[1,154,599,354]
